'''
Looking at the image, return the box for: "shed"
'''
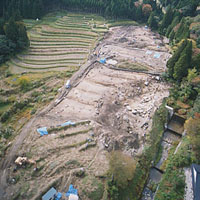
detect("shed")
[42,187,57,200]
[191,164,200,200]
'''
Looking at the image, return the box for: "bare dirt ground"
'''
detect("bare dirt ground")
[0,26,170,200]
[99,26,170,72]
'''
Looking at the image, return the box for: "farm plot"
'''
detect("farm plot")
[8,13,107,73]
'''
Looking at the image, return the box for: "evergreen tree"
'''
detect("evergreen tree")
[175,18,190,42]
[167,39,187,77]
[16,21,30,49]
[4,17,19,42]
[159,6,174,34]
[32,0,43,19]
[136,5,143,21]
[23,0,31,18]
[0,35,15,64]
[192,54,200,72]
[169,30,175,42]
[0,19,5,35]
[173,41,192,81]
[165,15,180,37]
[147,12,158,30]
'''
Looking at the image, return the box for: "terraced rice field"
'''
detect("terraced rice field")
[8,13,108,73]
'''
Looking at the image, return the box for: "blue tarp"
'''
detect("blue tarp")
[66,185,78,197]
[37,127,48,136]
[100,58,106,64]
[55,192,62,200]
[154,52,160,59]
[61,121,75,127]
[42,187,57,200]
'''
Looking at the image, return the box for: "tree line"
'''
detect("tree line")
[0,16,29,65]
[0,0,158,21]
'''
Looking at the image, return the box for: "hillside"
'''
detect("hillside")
[0,0,200,200]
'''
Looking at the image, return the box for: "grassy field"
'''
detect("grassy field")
[7,12,108,73]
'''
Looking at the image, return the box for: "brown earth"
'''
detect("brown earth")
[0,25,170,200]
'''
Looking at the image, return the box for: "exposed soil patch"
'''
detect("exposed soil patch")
[0,25,170,199]
[99,26,171,73]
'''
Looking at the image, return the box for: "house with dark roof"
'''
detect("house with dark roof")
[191,164,200,200]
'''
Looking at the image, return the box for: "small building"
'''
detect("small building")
[42,187,57,200]
[191,164,200,200]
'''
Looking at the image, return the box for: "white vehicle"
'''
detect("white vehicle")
[66,80,71,89]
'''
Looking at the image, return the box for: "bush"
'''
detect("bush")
[88,181,104,200]
[107,180,119,200]
[18,76,31,91]
[0,126,14,139]
[1,99,30,123]
[30,108,37,115]
[185,117,200,160]
[108,151,136,189]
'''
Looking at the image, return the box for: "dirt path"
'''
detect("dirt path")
[0,58,98,200]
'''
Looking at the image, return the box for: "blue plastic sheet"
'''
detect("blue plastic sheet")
[61,121,75,127]
[42,187,56,200]
[100,58,106,64]
[55,192,62,200]
[37,127,48,136]
[154,53,160,59]
[66,184,78,197]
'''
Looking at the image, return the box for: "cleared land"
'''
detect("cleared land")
[0,13,171,200]
[99,26,170,73]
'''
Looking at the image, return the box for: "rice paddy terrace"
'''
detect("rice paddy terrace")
[7,12,108,73]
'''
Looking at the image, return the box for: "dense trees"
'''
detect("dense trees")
[185,116,200,160]
[1,0,152,22]
[147,12,158,30]
[108,151,136,188]
[0,16,29,65]
[167,40,192,81]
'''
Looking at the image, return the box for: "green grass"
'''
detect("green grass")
[108,20,138,27]
[16,56,85,62]
[10,12,105,73]
[52,24,91,30]
[0,103,12,116]
[19,60,84,65]
[29,45,88,49]
[58,127,92,138]
[154,140,188,200]
[49,139,88,153]
[40,30,97,37]
[117,61,149,71]
[48,120,91,133]
[24,51,88,56]
[8,60,78,70]
[30,40,91,44]
[30,43,90,47]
